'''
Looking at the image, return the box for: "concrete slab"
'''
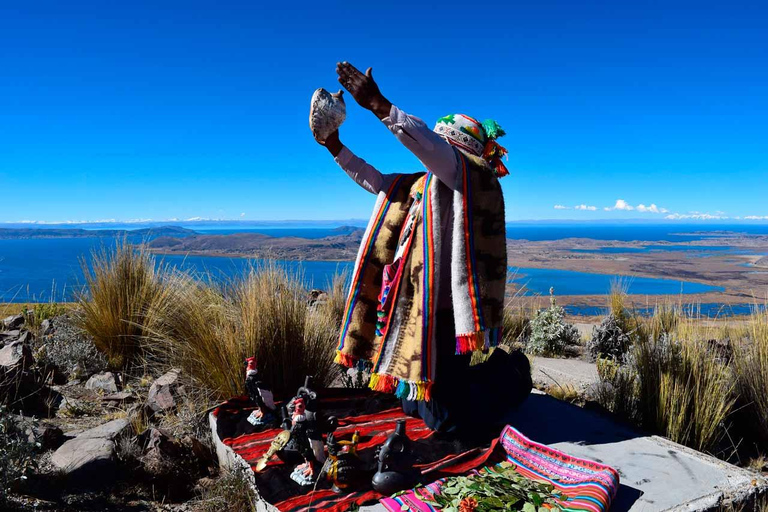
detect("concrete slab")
[497,391,764,511]
[532,356,598,391]
[212,392,766,511]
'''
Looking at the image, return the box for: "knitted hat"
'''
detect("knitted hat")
[434,114,509,177]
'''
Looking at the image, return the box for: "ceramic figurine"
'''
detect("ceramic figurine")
[244,357,276,427]
[371,419,417,495]
[309,88,346,143]
[282,376,338,486]
[323,430,362,493]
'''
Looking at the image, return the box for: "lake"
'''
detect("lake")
[509,267,723,296]
[0,236,724,304]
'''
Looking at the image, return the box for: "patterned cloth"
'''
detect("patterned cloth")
[380,425,620,512]
[336,150,507,401]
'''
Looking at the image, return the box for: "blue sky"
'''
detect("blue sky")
[1,1,766,223]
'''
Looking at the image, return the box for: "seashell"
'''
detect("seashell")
[309,88,346,142]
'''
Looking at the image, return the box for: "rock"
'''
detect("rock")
[0,340,33,369]
[56,396,89,418]
[16,330,33,344]
[102,391,133,402]
[3,314,24,330]
[0,329,21,339]
[78,418,130,440]
[40,319,53,336]
[139,428,213,498]
[50,418,130,478]
[146,369,181,414]
[30,423,65,450]
[51,436,116,476]
[85,371,118,394]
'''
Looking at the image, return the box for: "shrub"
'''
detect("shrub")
[38,317,107,378]
[151,263,340,400]
[77,239,174,369]
[526,293,580,356]
[587,314,633,363]
[0,405,40,504]
[22,302,69,333]
[597,333,735,453]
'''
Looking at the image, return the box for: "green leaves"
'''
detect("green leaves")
[416,464,562,511]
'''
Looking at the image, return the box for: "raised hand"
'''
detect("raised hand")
[336,61,392,119]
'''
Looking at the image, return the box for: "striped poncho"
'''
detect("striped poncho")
[335,151,507,401]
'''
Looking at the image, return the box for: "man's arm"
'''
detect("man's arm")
[337,62,460,190]
[318,130,389,195]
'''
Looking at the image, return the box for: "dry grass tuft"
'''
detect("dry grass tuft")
[732,307,768,443]
[149,263,340,400]
[76,239,174,369]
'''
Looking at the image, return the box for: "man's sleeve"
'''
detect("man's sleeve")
[382,105,460,190]
[335,146,392,195]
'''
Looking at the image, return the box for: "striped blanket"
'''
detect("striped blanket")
[336,150,507,401]
[380,425,620,512]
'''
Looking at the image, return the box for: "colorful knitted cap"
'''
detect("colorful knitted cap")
[434,114,509,177]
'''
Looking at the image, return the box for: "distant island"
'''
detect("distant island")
[148,226,364,260]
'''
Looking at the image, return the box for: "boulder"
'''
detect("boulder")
[146,369,181,414]
[85,371,118,394]
[0,329,21,339]
[50,418,130,478]
[0,340,33,369]
[51,436,115,476]
[78,418,130,440]
[3,314,24,330]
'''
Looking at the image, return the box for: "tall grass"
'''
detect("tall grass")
[149,263,341,400]
[598,289,740,451]
[732,307,768,442]
[77,240,174,369]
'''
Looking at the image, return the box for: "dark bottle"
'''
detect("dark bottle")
[371,419,416,495]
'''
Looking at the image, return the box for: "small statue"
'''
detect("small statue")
[371,419,417,495]
[322,430,362,493]
[244,357,276,427]
[281,376,337,486]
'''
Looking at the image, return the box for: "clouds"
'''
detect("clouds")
[553,199,667,214]
[604,199,635,211]
[636,204,668,214]
[664,212,728,220]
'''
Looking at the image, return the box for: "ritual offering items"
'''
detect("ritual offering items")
[309,88,346,142]
[323,431,363,494]
[282,376,338,486]
[371,419,417,495]
[244,357,276,427]
[254,429,291,472]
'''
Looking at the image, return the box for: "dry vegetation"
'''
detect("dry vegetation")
[595,286,768,459]
[75,239,342,400]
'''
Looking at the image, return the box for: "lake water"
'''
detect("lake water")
[0,235,727,305]
[509,267,723,296]
[193,223,768,242]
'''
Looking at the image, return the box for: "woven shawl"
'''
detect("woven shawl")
[335,151,507,400]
